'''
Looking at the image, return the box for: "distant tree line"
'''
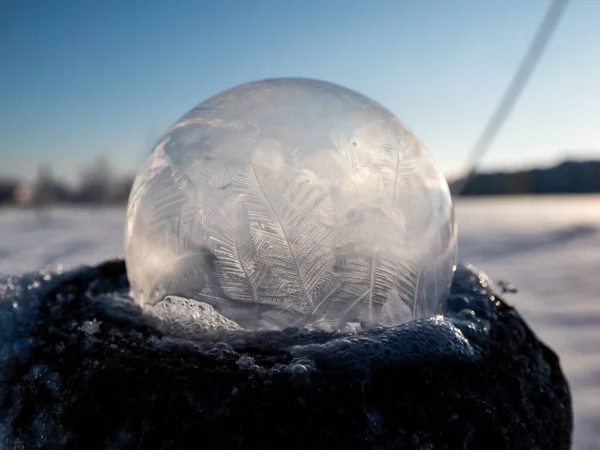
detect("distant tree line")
[450,160,600,196]
[0,157,135,207]
[1,158,599,207]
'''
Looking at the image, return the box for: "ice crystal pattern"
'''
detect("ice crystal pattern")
[124,78,457,331]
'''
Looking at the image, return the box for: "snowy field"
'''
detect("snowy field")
[1,196,599,449]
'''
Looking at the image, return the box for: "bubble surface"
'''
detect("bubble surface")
[124,78,457,331]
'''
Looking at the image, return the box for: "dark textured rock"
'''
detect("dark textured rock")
[0,260,572,449]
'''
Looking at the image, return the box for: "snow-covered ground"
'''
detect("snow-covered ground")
[456,196,600,450]
[1,196,599,449]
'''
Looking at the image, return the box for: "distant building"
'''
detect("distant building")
[13,166,70,207]
[13,182,33,206]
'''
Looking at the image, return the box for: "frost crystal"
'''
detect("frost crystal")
[124,78,457,331]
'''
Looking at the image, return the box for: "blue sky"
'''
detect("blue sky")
[1,0,598,183]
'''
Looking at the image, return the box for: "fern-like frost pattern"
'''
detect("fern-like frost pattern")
[124,78,457,331]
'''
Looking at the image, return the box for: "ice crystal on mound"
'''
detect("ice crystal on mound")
[124,78,457,331]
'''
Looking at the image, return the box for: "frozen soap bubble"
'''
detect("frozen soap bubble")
[124,78,457,331]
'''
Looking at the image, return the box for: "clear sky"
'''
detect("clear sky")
[1,0,599,183]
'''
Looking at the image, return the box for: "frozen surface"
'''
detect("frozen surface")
[456,196,600,450]
[0,207,125,276]
[125,78,456,330]
[0,195,599,448]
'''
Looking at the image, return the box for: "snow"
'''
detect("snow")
[1,196,599,449]
[456,196,600,450]
[0,207,126,276]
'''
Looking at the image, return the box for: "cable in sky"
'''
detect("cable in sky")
[455,0,571,195]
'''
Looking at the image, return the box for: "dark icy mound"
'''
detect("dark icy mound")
[0,261,572,449]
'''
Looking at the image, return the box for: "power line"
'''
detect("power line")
[454,0,571,195]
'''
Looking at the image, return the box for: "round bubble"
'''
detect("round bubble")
[124,78,457,331]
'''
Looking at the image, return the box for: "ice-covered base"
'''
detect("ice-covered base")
[0,261,572,449]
